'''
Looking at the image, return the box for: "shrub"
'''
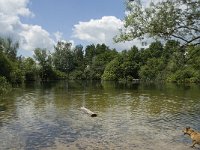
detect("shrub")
[69,70,84,80]
[167,67,200,83]
[0,76,11,95]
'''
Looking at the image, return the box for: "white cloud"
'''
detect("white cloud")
[0,15,17,35]
[72,16,150,50]
[54,31,63,42]
[20,24,55,51]
[53,31,75,49]
[73,16,122,43]
[0,0,34,17]
[0,0,55,53]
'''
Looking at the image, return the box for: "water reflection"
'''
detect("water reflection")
[0,81,200,149]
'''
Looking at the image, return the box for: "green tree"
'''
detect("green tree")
[53,41,75,76]
[120,46,140,80]
[0,76,11,95]
[95,43,108,55]
[139,58,166,81]
[148,41,163,58]
[170,45,200,82]
[23,57,38,81]
[69,44,85,80]
[102,56,123,81]
[84,44,118,80]
[139,48,152,65]
[0,37,19,61]
[0,37,25,84]
[85,44,96,65]
[168,67,200,83]
[34,48,54,81]
[0,51,13,81]
[90,50,118,79]
[163,40,180,60]
[83,44,118,80]
[116,0,200,47]
[73,44,84,70]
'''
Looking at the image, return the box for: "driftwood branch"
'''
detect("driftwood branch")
[80,107,97,117]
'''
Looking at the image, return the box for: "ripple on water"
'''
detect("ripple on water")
[0,83,200,150]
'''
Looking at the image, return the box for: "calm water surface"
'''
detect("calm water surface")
[0,81,200,150]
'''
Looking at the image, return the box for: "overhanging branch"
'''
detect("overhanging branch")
[171,34,189,43]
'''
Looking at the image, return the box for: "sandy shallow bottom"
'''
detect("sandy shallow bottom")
[1,82,200,150]
[41,138,199,150]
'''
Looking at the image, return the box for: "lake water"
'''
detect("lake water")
[0,81,200,150]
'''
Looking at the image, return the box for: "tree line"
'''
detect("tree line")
[0,37,200,88]
[0,0,199,93]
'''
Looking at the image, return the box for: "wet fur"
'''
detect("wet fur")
[183,127,200,148]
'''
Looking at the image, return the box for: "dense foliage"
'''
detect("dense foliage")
[0,0,199,95]
[0,36,199,88]
[116,0,200,47]
[0,76,11,95]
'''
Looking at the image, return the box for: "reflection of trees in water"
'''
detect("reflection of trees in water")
[0,91,21,127]
[129,83,200,117]
[0,81,200,149]
[2,81,200,125]
[23,81,105,113]
[2,81,200,122]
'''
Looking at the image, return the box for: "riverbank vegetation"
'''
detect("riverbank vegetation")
[0,37,199,86]
[0,0,199,94]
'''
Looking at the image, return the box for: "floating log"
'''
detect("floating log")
[80,107,97,117]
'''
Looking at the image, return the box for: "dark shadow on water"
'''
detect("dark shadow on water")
[0,105,6,112]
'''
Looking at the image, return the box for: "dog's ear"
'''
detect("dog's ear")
[186,127,190,130]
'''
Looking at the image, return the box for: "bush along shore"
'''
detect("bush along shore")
[0,37,200,94]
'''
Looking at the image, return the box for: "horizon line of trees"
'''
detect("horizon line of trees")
[0,36,200,90]
[1,0,199,94]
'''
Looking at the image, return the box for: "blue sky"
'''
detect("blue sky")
[0,0,148,57]
[22,0,125,43]
[23,0,125,32]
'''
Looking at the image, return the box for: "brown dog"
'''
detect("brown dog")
[183,127,200,148]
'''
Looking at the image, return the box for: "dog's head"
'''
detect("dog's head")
[183,127,194,135]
